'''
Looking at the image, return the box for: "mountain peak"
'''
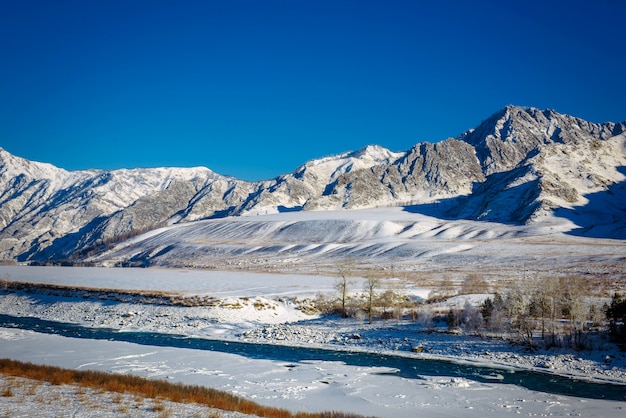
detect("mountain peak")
[456,105,622,175]
[348,144,403,162]
[1,105,625,262]
[0,146,74,187]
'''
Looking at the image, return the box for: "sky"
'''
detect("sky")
[1,0,625,181]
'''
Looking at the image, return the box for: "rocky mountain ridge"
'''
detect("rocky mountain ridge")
[1,105,624,262]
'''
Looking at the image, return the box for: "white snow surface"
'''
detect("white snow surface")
[4,327,624,418]
[1,265,626,417]
[88,207,626,285]
[0,266,335,297]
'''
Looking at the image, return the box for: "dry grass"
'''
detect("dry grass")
[0,359,369,418]
[25,381,40,396]
[0,281,218,307]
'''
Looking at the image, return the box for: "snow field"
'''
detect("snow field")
[75,207,626,288]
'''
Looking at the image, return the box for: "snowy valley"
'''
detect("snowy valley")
[1,105,626,417]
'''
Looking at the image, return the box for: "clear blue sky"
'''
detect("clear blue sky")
[1,0,624,181]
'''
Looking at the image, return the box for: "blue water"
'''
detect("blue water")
[1,314,625,401]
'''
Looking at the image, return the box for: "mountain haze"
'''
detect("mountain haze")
[0,105,624,263]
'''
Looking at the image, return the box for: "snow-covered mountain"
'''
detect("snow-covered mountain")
[1,105,624,262]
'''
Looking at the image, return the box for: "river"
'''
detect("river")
[1,313,624,402]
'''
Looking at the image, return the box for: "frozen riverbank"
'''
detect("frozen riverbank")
[2,326,626,418]
[1,266,625,417]
[1,288,625,387]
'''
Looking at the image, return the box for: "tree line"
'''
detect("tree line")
[320,268,626,350]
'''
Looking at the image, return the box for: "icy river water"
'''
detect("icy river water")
[1,313,625,402]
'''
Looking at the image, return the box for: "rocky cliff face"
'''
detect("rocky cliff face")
[451,106,626,223]
[1,105,624,261]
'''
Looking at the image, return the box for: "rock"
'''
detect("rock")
[536,361,553,369]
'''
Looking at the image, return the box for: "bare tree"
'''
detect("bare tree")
[505,281,534,346]
[335,261,353,316]
[418,305,435,332]
[461,299,483,334]
[529,276,560,345]
[561,276,587,348]
[379,289,395,319]
[364,274,380,325]
[393,291,407,323]
[2,274,9,292]
[461,274,489,295]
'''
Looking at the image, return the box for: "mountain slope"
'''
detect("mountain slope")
[0,149,239,260]
[460,106,625,174]
[308,138,485,209]
[448,107,626,224]
[0,105,624,262]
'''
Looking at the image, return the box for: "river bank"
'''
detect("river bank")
[1,266,625,417]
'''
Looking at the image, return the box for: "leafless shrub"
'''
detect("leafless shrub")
[460,274,489,294]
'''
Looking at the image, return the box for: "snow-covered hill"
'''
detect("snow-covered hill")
[79,206,624,287]
[0,105,624,262]
[0,148,248,260]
